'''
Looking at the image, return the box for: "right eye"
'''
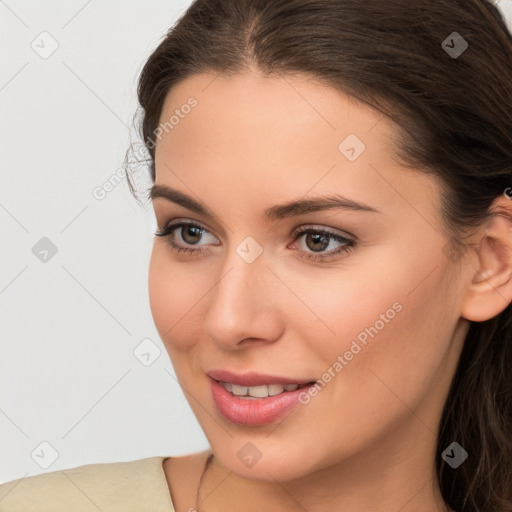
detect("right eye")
[154,219,220,255]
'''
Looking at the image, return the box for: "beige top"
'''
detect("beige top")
[0,456,175,512]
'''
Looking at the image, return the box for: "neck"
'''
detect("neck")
[200,457,450,512]
[196,424,453,512]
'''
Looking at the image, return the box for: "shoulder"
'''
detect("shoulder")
[0,456,174,512]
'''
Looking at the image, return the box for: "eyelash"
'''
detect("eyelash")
[154,220,356,262]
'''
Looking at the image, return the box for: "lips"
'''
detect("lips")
[207,369,318,426]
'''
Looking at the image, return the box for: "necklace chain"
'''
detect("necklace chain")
[195,452,214,512]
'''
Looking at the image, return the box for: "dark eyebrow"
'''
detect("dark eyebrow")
[149,184,380,222]
[150,184,220,222]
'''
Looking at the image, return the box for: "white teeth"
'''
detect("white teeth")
[268,384,285,396]
[248,385,269,398]
[231,384,248,396]
[221,381,305,398]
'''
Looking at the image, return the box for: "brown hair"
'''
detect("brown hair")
[125,1,512,510]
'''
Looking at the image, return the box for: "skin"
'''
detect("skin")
[148,68,512,512]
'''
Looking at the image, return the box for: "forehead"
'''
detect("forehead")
[155,70,395,175]
[153,70,442,227]
[157,70,387,144]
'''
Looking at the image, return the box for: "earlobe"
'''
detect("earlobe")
[460,196,512,323]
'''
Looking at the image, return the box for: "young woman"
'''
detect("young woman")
[1,0,511,511]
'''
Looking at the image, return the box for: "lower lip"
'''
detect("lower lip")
[209,378,314,426]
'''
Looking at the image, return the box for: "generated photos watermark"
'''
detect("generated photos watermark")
[298,301,403,405]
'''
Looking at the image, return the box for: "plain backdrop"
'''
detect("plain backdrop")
[1,0,511,485]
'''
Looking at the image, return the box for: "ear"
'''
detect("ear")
[461,194,512,322]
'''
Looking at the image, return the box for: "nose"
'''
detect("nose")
[202,249,285,350]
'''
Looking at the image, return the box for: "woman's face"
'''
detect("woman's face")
[149,70,471,481]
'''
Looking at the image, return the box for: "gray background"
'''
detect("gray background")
[1,0,511,484]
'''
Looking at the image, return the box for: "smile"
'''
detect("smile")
[209,377,318,426]
[219,381,313,399]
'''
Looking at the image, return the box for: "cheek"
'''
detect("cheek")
[286,260,408,364]
[284,266,452,467]
[148,246,206,352]
[323,268,451,425]
[303,250,451,399]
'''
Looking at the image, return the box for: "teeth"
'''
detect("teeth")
[231,384,248,396]
[247,385,269,398]
[268,384,285,396]
[221,381,306,398]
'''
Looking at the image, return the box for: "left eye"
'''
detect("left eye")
[290,226,356,261]
[154,220,356,261]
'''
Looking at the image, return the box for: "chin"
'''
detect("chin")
[205,435,320,482]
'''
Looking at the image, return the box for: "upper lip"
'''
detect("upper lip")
[207,369,315,387]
